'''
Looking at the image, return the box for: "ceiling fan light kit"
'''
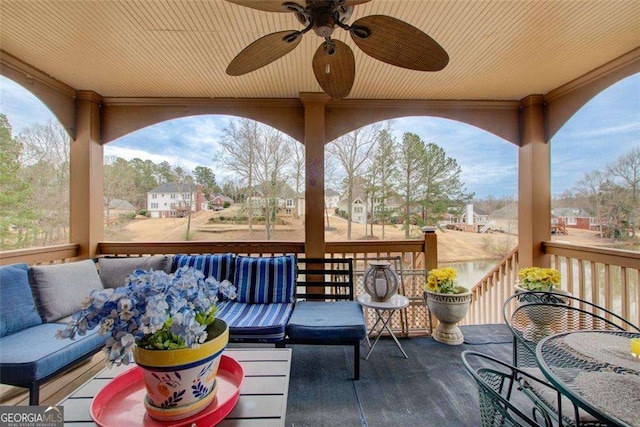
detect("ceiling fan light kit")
[225,0,449,99]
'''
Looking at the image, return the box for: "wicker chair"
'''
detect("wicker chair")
[461,351,564,427]
[503,291,640,426]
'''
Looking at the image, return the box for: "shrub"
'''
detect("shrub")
[137,209,147,216]
[223,201,231,208]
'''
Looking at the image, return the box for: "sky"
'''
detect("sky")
[1,74,638,199]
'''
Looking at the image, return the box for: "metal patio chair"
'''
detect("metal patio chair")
[461,351,564,427]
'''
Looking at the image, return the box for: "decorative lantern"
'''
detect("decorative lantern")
[363,261,399,302]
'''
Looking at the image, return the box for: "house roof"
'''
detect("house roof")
[325,189,340,197]
[148,183,196,193]
[552,208,593,218]
[105,198,136,211]
[1,1,638,100]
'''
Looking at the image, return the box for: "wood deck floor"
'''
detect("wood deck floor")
[1,324,513,426]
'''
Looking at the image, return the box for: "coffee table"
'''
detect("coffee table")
[58,348,292,426]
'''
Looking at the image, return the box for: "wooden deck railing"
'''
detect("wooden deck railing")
[0,231,436,336]
[5,237,636,331]
[463,242,640,327]
[0,243,80,266]
[462,248,519,325]
[543,241,640,327]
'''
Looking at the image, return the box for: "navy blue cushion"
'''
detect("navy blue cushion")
[234,255,296,303]
[286,301,367,341]
[0,323,107,384]
[172,254,234,282]
[216,301,293,342]
[0,263,42,337]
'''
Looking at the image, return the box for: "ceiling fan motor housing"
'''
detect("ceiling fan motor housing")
[312,9,336,38]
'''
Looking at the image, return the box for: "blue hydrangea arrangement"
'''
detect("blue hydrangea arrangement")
[57,266,236,366]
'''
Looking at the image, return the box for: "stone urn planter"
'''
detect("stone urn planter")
[514,285,571,342]
[424,288,472,345]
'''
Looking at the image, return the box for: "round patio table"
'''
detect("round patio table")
[357,293,409,361]
[536,330,640,427]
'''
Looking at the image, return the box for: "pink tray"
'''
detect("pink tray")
[90,355,244,427]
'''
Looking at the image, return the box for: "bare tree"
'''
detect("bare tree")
[327,123,382,239]
[220,119,259,233]
[18,120,70,245]
[288,138,305,219]
[254,128,291,239]
[575,170,612,236]
[366,127,397,239]
[607,147,640,237]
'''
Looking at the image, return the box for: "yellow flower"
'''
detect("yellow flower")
[517,267,561,291]
[425,267,459,294]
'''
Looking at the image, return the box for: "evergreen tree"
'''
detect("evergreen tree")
[396,132,426,238]
[420,142,473,226]
[0,115,36,249]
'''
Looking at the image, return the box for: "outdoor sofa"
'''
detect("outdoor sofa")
[0,253,366,405]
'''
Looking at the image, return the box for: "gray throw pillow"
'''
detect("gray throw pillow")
[97,256,172,289]
[30,259,104,322]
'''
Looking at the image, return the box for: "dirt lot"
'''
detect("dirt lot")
[113,209,615,263]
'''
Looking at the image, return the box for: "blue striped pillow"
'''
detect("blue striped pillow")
[171,254,234,282]
[234,255,296,304]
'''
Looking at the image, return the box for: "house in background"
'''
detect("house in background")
[439,204,492,232]
[337,195,367,224]
[210,194,234,209]
[552,207,600,230]
[325,189,340,209]
[246,183,305,217]
[147,183,205,218]
[104,198,136,222]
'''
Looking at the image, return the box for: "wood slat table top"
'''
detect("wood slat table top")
[58,348,292,427]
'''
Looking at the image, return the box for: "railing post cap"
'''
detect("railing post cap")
[422,226,437,234]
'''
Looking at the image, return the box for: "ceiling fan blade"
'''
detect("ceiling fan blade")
[341,0,372,5]
[350,15,449,71]
[227,31,302,76]
[312,39,355,99]
[225,0,305,13]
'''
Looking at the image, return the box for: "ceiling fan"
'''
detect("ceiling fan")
[225,0,449,99]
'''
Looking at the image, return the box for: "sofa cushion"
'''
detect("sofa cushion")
[216,301,293,342]
[0,323,107,384]
[30,259,104,322]
[0,263,42,337]
[172,254,234,282]
[98,255,172,288]
[286,301,367,341]
[234,255,296,304]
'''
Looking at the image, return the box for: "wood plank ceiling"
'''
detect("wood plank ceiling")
[1,0,639,100]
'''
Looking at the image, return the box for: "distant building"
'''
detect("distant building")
[439,204,492,232]
[325,188,341,209]
[147,183,205,218]
[210,194,234,208]
[552,207,599,230]
[104,198,136,220]
[246,183,304,217]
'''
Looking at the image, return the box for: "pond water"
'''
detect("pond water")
[440,260,500,288]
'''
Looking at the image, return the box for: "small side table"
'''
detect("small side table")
[357,293,410,360]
